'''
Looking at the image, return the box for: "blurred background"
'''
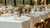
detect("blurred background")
[0,0,50,6]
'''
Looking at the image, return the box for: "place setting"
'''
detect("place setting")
[0,0,50,28]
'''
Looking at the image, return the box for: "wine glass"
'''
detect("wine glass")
[14,8,16,18]
[3,8,6,17]
[22,8,25,16]
[8,9,11,16]
[14,11,20,19]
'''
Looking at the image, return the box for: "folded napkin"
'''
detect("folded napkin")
[15,18,29,21]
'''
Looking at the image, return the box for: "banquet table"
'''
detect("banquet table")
[0,5,50,28]
[0,12,40,28]
[0,16,30,28]
[35,12,45,20]
[30,16,39,28]
[45,9,50,16]
[25,14,40,28]
[35,11,49,18]
[0,7,40,28]
[41,11,49,18]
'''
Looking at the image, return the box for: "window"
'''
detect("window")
[16,0,23,7]
[0,0,5,6]
[6,0,14,6]
[40,0,44,5]
[32,0,36,5]
[24,0,30,5]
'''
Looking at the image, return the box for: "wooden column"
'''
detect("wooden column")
[23,0,24,5]
[14,0,16,6]
[46,0,48,5]
[44,0,48,5]
[5,0,6,6]
[37,0,40,5]
[44,0,46,5]
[43,0,44,5]
[30,0,32,5]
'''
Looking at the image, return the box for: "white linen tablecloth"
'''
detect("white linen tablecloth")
[30,16,39,28]
[25,14,40,28]
[35,12,45,20]
[41,11,49,18]
[0,16,30,28]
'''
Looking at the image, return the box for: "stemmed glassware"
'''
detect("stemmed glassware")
[14,11,17,19]
[8,9,11,17]
[14,7,20,19]
[22,8,25,16]
[3,8,6,17]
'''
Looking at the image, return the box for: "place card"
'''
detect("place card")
[15,18,19,20]
[15,18,28,21]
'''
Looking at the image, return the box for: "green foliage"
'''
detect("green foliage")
[32,1,35,5]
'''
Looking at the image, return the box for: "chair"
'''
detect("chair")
[34,22,43,28]
[34,18,50,28]
[41,18,50,28]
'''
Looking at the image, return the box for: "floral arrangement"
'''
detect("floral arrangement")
[15,5,32,14]
[15,7,18,11]
[39,6,42,12]
[22,9,25,12]
[28,6,31,12]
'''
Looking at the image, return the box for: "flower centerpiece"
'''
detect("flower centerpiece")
[15,7,19,12]
[34,7,37,12]
[28,6,31,12]
[39,6,42,12]
[16,6,23,17]
[22,9,25,12]
[22,8,25,15]
[42,6,45,11]
[23,6,27,13]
